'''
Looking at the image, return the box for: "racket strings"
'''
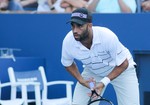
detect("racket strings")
[99,100,113,105]
[89,100,113,105]
[88,98,113,105]
[88,90,113,105]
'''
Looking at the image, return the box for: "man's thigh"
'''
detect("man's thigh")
[72,82,100,105]
[111,67,140,105]
[72,68,104,105]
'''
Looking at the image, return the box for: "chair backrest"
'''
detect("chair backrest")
[8,67,42,105]
[38,66,74,105]
[8,69,43,92]
[8,66,74,105]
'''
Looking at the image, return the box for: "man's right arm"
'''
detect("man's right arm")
[65,62,90,88]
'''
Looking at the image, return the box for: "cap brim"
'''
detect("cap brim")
[66,18,87,25]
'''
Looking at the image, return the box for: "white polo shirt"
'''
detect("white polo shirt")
[61,26,135,77]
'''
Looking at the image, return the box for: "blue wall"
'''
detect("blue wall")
[0,13,150,104]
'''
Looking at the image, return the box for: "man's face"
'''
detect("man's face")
[71,22,89,41]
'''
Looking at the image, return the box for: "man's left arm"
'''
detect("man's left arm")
[107,58,128,81]
[94,59,128,94]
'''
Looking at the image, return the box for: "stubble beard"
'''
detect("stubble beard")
[74,26,89,42]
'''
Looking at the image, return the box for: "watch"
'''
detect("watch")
[50,6,55,10]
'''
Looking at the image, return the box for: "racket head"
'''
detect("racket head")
[88,82,114,105]
[88,98,114,105]
[87,89,114,105]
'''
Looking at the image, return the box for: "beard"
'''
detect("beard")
[73,25,89,41]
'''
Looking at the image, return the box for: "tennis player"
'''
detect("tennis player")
[61,7,140,105]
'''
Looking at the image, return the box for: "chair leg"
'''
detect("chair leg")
[22,85,28,105]
[35,85,41,105]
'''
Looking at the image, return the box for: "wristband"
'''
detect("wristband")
[100,77,110,86]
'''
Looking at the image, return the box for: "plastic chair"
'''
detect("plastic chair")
[8,67,41,105]
[8,66,74,105]
[38,66,74,105]
[0,81,24,105]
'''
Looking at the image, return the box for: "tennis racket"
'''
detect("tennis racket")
[87,82,114,105]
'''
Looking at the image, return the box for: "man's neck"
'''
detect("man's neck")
[81,32,93,49]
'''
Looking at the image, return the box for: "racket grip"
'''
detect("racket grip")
[89,82,94,89]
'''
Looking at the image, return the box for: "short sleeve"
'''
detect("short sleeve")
[61,39,74,67]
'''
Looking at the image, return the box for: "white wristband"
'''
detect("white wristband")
[100,77,110,86]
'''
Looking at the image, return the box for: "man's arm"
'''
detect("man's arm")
[61,0,87,8]
[65,62,90,88]
[87,0,100,12]
[118,0,132,13]
[107,58,128,80]
[142,0,150,11]
[18,0,37,7]
[95,59,129,94]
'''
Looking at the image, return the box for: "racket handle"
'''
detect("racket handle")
[89,82,94,89]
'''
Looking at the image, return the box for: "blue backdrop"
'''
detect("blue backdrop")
[0,13,150,105]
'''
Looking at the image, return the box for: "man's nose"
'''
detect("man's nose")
[73,26,79,33]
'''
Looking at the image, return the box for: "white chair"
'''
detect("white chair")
[0,81,24,105]
[8,66,74,105]
[8,67,41,105]
[38,66,74,105]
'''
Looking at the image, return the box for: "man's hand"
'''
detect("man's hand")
[88,82,104,99]
[80,77,96,89]
[94,82,105,95]
[142,1,150,11]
